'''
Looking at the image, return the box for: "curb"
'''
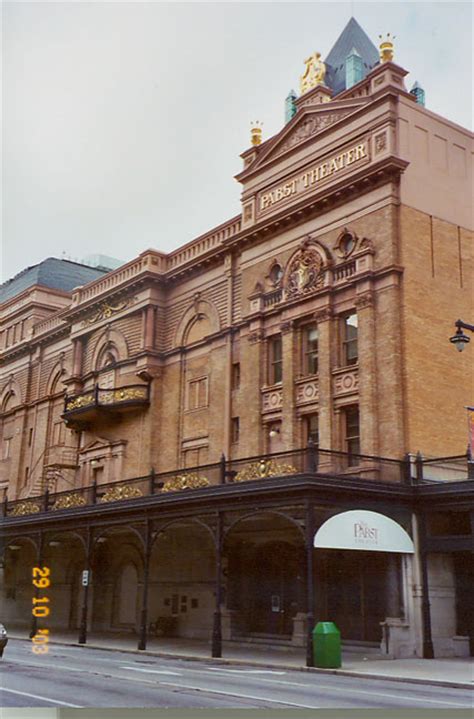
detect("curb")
[10,635,473,691]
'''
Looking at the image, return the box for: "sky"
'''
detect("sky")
[2,0,472,282]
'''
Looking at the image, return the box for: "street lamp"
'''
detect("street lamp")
[450,319,474,352]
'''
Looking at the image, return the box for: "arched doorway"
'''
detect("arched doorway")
[242,541,301,636]
[314,509,414,644]
[225,511,305,639]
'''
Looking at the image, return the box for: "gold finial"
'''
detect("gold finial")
[379,33,396,63]
[250,121,263,146]
[300,51,326,94]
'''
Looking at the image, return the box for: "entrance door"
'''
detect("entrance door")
[245,542,299,636]
[454,551,474,655]
[323,550,387,642]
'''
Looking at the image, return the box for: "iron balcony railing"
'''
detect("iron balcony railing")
[4,445,473,520]
[63,384,150,418]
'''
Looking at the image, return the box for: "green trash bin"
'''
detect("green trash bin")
[312,621,341,668]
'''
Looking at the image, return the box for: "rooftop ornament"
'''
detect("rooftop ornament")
[379,33,395,63]
[300,51,326,94]
[250,121,263,146]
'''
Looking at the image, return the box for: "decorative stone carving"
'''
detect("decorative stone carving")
[99,484,143,502]
[284,244,324,300]
[314,307,332,323]
[374,132,387,154]
[83,297,135,326]
[262,389,283,413]
[51,493,87,511]
[161,473,210,492]
[333,370,359,395]
[279,320,293,334]
[355,293,374,310]
[296,380,319,405]
[358,237,375,252]
[243,204,253,221]
[234,459,298,482]
[277,112,352,156]
[247,329,264,344]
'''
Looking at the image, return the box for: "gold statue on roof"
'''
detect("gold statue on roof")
[300,52,326,94]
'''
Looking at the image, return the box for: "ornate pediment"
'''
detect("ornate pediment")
[79,437,127,454]
[246,102,366,172]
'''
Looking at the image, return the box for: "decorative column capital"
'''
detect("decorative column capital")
[314,307,332,323]
[280,320,294,335]
[247,329,265,344]
[355,292,374,310]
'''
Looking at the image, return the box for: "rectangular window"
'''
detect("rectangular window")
[28,428,33,446]
[2,438,11,460]
[52,421,65,446]
[231,363,240,390]
[188,377,208,410]
[304,414,319,448]
[183,446,208,468]
[302,325,319,375]
[231,417,240,444]
[268,336,282,384]
[345,407,360,465]
[342,313,358,366]
[23,466,29,486]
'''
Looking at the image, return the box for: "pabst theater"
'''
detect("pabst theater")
[1,18,472,664]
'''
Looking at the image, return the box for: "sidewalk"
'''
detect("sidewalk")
[9,627,474,690]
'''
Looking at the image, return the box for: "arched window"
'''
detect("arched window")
[2,391,17,413]
[269,262,283,286]
[97,343,119,371]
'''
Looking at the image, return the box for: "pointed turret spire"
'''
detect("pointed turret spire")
[324,17,379,95]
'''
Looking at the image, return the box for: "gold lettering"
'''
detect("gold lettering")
[260,144,367,213]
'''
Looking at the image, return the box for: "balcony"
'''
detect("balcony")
[63,384,150,427]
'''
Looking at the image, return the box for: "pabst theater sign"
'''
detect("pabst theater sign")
[257,139,370,216]
[313,510,414,554]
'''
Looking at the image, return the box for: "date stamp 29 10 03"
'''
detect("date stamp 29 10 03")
[31,566,51,654]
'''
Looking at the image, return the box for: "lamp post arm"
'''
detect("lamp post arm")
[455,320,474,333]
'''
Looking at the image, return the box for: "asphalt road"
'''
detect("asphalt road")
[1,640,472,710]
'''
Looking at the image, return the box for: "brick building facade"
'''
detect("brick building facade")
[1,19,473,661]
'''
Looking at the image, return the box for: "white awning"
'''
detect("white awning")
[314,510,414,554]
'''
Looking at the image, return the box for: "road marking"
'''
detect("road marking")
[156,680,322,708]
[121,666,182,676]
[0,687,81,707]
[207,668,286,675]
[207,674,472,707]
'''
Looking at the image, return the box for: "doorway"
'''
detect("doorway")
[319,550,388,642]
[243,541,301,636]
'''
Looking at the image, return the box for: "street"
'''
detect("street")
[1,640,472,710]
